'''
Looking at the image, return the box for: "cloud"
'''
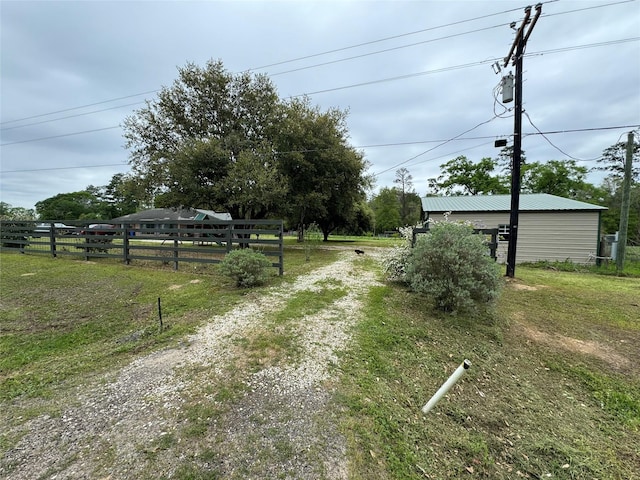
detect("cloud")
[1,0,638,212]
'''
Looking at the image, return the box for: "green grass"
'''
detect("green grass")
[522,245,640,276]
[0,247,340,402]
[338,266,640,480]
[2,246,639,479]
[237,284,348,372]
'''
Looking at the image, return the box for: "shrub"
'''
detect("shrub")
[405,221,502,313]
[382,225,414,282]
[218,248,274,287]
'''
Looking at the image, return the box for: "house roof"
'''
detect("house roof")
[112,208,232,222]
[421,193,606,213]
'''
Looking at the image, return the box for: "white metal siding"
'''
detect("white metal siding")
[517,212,600,264]
[429,211,600,264]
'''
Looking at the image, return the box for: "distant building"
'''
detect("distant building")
[420,194,607,264]
[112,208,231,226]
[111,208,232,237]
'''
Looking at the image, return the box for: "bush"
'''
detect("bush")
[218,249,274,288]
[382,225,414,281]
[405,221,502,314]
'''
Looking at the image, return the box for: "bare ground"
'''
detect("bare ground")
[1,249,384,480]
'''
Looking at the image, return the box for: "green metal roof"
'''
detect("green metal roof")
[421,194,606,213]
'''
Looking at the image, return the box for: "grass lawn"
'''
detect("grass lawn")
[0,247,341,402]
[339,265,640,479]
[1,246,638,479]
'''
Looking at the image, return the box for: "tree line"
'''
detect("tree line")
[1,59,637,244]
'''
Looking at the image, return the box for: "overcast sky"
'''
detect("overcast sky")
[1,0,639,213]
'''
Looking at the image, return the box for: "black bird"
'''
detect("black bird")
[355,249,365,255]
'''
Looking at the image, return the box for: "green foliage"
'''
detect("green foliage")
[124,59,282,219]
[405,222,502,313]
[340,200,374,236]
[277,97,370,240]
[0,202,35,220]
[123,60,370,231]
[370,187,402,232]
[101,173,147,218]
[596,139,639,182]
[521,159,590,197]
[218,249,274,288]
[393,168,422,226]
[370,185,422,233]
[598,176,640,244]
[428,156,509,195]
[35,191,107,220]
[370,187,401,232]
[381,225,414,281]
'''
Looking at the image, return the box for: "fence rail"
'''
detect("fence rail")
[0,219,284,275]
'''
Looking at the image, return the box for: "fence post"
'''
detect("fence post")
[489,230,498,261]
[173,238,179,270]
[49,223,57,258]
[122,223,130,265]
[226,223,232,253]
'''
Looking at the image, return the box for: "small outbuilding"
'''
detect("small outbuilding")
[420,193,607,264]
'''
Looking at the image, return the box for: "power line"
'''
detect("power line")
[374,115,502,176]
[0,91,157,126]
[1,57,500,137]
[541,0,637,20]
[270,23,508,77]
[0,101,146,132]
[247,3,543,72]
[1,163,129,174]
[2,24,508,129]
[392,141,498,171]
[2,125,637,174]
[293,58,501,98]
[524,124,640,136]
[0,7,528,126]
[523,111,602,161]
[526,37,639,57]
[270,1,637,78]
[4,33,636,139]
[6,0,628,127]
[0,126,121,146]
[5,34,633,145]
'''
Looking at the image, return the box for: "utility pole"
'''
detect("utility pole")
[616,131,635,272]
[503,4,541,278]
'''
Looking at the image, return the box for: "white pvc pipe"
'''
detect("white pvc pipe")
[421,359,471,414]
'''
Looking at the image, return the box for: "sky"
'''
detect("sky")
[1,0,639,213]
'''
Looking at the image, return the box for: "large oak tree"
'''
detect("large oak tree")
[276,97,370,240]
[123,60,369,233]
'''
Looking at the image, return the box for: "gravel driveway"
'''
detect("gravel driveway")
[1,248,384,479]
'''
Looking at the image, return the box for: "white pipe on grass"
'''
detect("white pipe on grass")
[422,359,471,414]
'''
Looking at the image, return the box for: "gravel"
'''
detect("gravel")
[1,248,384,479]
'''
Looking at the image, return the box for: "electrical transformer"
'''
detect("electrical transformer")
[501,74,514,103]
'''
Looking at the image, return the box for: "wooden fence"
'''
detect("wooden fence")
[412,226,499,260]
[0,219,284,275]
